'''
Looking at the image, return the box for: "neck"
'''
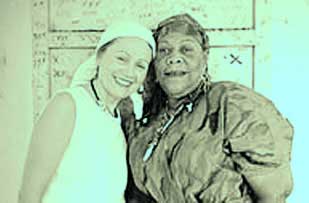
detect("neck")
[166,81,205,110]
[92,79,120,114]
[167,97,183,110]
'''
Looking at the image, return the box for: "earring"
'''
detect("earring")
[202,66,211,92]
[137,85,144,94]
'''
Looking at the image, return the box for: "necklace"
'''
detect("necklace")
[89,79,117,117]
[143,103,186,162]
[142,82,208,162]
[90,79,105,107]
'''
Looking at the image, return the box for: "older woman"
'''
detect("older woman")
[126,14,293,203]
[19,21,155,203]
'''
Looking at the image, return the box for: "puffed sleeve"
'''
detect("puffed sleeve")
[213,82,293,199]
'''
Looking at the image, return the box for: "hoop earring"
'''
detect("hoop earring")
[137,85,144,94]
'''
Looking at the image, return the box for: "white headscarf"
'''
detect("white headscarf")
[70,20,156,119]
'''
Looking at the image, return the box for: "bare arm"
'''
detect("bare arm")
[18,93,75,203]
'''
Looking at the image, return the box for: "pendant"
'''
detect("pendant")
[143,142,156,162]
[186,102,193,112]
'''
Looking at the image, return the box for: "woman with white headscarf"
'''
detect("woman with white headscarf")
[19,20,155,203]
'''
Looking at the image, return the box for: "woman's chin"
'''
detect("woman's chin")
[165,89,190,99]
[163,84,199,99]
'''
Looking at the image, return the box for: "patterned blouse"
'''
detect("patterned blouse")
[126,81,293,203]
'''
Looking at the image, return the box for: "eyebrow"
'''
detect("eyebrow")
[158,40,170,45]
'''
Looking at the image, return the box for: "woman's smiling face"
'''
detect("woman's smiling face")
[154,32,207,99]
[96,37,152,100]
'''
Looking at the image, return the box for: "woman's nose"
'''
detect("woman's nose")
[125,63,137,78]
[166,56,184,65]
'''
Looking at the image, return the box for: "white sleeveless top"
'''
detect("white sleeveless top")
[42,87,127,203]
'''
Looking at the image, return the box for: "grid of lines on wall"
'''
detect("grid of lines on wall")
[32,0,271,120]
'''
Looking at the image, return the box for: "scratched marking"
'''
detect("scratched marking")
[230,54,242,64]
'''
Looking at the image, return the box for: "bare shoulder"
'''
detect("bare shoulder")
[34,92,76,135]
[19,92,77,203]
[29,91,77,170]
[42,92,76,120]
[31,91,76,160]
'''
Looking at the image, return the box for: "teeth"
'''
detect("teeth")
[164,71,187,77]
[114,76,133,87]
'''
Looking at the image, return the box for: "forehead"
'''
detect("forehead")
[108,37,150,52]
[157,32,201,46]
